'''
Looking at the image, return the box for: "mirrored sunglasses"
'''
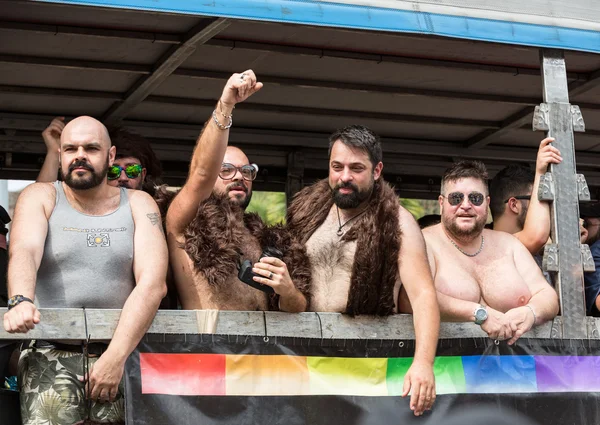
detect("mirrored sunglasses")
[445,191,485,207]
[219,163,258,181]
[107,164,143,180]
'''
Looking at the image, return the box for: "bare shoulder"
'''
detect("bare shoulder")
[128,189,160,212]
[421,222,441,241]
[18,182,56,208]
[19,182,55,198]
[484,228,520,246]
[398,205,419,230]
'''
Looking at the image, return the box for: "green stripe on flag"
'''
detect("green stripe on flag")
[387,357,466,395]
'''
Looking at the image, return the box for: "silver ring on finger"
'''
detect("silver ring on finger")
[240,73,246,80]
[269,272,273,279]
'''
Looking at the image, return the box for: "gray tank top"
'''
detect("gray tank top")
[36,182,135,308]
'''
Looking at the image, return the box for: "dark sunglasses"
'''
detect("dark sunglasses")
[503,195,531,203]
[219,163,258,181]
[107,164,143,180]
[444,191,485,207]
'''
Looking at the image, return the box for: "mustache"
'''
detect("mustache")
[68,160,94,173]
[334,182,358,192]
[226,182,247,193]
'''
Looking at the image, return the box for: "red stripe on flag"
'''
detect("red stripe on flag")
[140,353,226,396]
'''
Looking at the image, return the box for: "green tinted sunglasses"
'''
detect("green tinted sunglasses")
[107,164,143,180]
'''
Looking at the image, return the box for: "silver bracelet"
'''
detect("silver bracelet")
[212,109,232,130]
[525,304,537,326]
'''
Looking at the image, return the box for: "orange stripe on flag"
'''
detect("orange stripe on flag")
[226,355,310,395]
[140,353,226,396]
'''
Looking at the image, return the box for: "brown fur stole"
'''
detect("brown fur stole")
[287,178,401,316]
[156,187,311,311]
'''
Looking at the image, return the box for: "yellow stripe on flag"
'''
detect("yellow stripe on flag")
[226,354,310,395]
[307,357,388,396]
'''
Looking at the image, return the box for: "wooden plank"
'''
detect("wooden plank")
[0,309,574,341]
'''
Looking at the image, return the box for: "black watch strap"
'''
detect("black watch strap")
[7,295,34,310]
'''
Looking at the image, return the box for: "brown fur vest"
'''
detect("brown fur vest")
[155,187,311,311]
[287,179,401,316]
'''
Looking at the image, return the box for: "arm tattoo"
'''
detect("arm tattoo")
[147,213,160,226]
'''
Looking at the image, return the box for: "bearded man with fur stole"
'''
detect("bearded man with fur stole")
[164,70,309,312]
[287,125,440,416]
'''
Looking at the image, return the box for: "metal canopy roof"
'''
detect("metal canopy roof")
[1,0,599,198]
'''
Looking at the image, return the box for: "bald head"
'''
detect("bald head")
[223,146,249,165]
[60,116,115,191]
[61,116,111,148]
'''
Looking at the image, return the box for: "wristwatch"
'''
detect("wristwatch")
[7,295,34,310]
[473,305,488,325]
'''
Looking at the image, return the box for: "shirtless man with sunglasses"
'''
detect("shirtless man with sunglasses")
[421,160,559,344]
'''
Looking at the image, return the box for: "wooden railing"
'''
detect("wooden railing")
[2,309,596,342]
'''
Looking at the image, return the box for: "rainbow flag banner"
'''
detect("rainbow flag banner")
[125,335,600,425]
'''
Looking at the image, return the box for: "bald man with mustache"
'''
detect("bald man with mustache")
[3,116,167,425]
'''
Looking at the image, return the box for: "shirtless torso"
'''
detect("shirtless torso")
[306,206,402,312]
[423,225,533,312]
[168,229,268,311]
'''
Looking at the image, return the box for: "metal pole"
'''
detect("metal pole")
[535,49,590,338]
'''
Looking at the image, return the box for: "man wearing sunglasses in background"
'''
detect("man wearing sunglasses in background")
[422,160,559,344]
[489,137,562,254]
[165,70,310,312]
[581,202,600,316]
[106,128,163,194]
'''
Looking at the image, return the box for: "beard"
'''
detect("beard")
[226,181,252,210]
[442,208,487,240]
[332,179,373,210]
[117,179,143,190]
[62,156,109,190]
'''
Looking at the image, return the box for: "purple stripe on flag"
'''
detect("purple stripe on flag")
[535,356,600,392]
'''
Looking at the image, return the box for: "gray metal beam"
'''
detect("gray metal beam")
[537,49,587,338]
[466,65,600,149]
[101,18,230,125]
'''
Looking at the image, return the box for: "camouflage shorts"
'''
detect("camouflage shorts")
[18,346,125,425]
